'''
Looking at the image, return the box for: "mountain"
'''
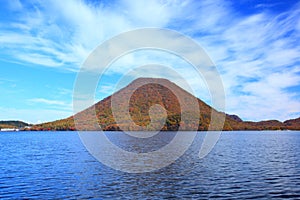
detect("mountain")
[31,78,300,131]
[226,114,243,122]
[284,117,300,130]
[0,120,31,129]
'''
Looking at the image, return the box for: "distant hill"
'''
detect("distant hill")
[0,120,30,129]
[226,114,243,122]
[31,78,300,131]
[283,117,300,130]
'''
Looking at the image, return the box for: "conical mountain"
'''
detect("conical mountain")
[73,77,224,131]
[32,78,299,131]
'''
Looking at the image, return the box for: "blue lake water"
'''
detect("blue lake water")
[0,131,300,199]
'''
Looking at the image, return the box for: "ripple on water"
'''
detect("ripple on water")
[0,131,299,199]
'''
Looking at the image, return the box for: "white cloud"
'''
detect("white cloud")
[98,84,115,95]
[185,2,300,121]
[0,0,299,121]
[120,0,173,27]
[29,98,67,106]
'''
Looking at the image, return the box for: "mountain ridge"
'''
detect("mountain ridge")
[30,78,300,131]
[0,120,31,130]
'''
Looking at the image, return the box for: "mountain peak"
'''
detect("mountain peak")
[128,77,173,86]
[31,78,300,131]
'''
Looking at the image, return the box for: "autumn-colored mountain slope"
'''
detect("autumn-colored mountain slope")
[92,78,230,131]
[31,78,300,131]
[284,117,300,130]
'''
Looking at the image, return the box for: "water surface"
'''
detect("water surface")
[0,131,300,199]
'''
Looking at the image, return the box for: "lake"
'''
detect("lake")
[0,131,300,199]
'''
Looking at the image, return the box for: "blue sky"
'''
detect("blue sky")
[0,0,299,123]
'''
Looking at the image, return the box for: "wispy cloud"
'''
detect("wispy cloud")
[204,3,300,121]
[28,98,72,112]
[98,84,115,95]
[29,98,67,106]
[0,0,299,121]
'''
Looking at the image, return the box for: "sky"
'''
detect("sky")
[0,0,299,124]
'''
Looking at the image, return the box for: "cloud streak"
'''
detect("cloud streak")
[28,98,72,113]
[0,0,299,121]
[29,98,68,106]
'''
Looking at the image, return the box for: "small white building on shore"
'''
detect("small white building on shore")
[0,128,19,132]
